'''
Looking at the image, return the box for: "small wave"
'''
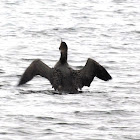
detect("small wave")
[36,116,55,120]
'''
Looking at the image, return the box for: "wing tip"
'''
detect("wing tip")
[106,75,112,81]
[17,78,26,86]
[96,66,112,81]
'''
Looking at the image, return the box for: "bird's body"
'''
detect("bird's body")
[52,63,77,93]
[18,42,112,93]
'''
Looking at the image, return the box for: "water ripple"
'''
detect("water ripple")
[0,0,140,140]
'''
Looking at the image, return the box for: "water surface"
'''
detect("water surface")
[0,0,140,139]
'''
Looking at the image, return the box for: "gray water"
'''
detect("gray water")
[0,0,140,140]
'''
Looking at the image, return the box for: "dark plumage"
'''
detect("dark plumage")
[18,41,112,93]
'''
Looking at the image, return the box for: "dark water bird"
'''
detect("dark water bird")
[18,41,112,93]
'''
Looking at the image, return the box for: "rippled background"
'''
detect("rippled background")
[0,0,140,139]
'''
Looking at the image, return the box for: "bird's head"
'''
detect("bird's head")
[59,41,68,52]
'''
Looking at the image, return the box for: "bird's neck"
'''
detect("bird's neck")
[60,51,67,64]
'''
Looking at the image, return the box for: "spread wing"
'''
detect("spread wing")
[18,59,52,86]
[79,58,112,87]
